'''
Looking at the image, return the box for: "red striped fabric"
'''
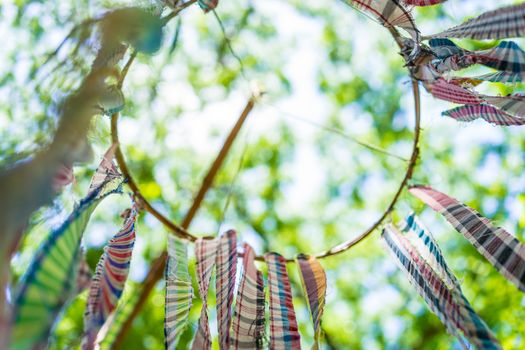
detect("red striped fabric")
[410,185,525,293]
[82,206,138,350]
[230,243,265,349]
[403,0,446,6]
[215,230,238,349]
[442,104,525,126]
[192,237,219,350]
[483,94,525,118]
[428,4,525,40]
[429,78,483,105]
[265,252,301,350]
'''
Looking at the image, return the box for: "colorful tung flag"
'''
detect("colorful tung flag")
[403,0,447,6]
[215,230,238,349]
[428,78,483,105]
[82,205,138,350]
[427,4,525,40]
[192,237,219,350]
[442,104,525,126]
[230,243,266,349]
[164,236,193,350]
[382,224,502,349]
[296,254,327,350]
[410,185,525,293]
[265,252,301,350]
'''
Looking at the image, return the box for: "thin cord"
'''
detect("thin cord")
[261,101,410,162]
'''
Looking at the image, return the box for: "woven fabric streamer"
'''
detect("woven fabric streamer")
[483,94,525,118]
[382,225,502,349]
[442,104,525,126]
[428,4,525,40]
[403,0,446,6]
[265,252,301,350]
[476,71,523,84]
[82,205,138,350]
[215,230,238,349]
[11,188,110,350]
[230,243,266,349]
[343,0,419,40]
[88,144,121,195]
[296,254,327,350]
[198,0,219,12]
[164,236,193,350]
[429,78,483,105]
[410,185,525,292]
[192,237,219,350]
[400,213,460,290]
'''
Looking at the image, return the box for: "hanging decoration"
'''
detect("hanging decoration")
[192,237,219,350]
[403,0,447,6]
[410,185,525,293]
[442,104,525,126]
[82,205,138,350]
[230,243,266,350]
[164,236,193,350]
[296,254,327,350]
[265,252,302,350]
[10,147,123,350]
[427,3,525,40]
[382,217,502,349]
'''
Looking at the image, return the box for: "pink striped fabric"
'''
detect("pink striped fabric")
[403,0,446,6]
[410,185,525,293]
[192,237,219,350]
[82,206,138,350]
[442,104,525,126]
[230,243,266,349]
[429,78,483,105]
[483,94,525,118]
[265,252,301,350]
[215,230,238,349]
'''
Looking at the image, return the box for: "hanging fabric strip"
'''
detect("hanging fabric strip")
[409,185,525,292]
[382,225,502,349]
[192,237,219,350]
[82,205,138,350]
[215,230,238,349]
[11,187,112,350]
[164,236,193,350]
[400,213,460,290]
[427,4,525,40]
[230,243,266,349]
[403,0,446,7]
[482,94,525,118]
[428,78,483,105]
[342,0,419,41]
[475,71,523,84]
[88,144,121,195]
[265,252,301,350]
[296,254,327,350]
[442,104,525,126]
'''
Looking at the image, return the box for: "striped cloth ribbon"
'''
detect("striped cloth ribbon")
[410,185,525,293]
[164,236,193,350]
[215,230,238,349]
[428,78,483,105]
[382,225,502,349]
[400,213,460,290]
[429,39,525,83]
[483,94,525,118]
[82,206,138,350]
[343,0,419,41]
[88,144,121,195]
[265,252,301,350]
[427,4,525,40]
[403,0,446,6]
[192,237,219,350]
[296,254,327,350]
[230,243,266,349]
[442,104,525,126]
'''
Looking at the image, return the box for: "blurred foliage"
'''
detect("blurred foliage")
[2,0,525,349]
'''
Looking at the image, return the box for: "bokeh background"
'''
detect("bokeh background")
[1,0,525,348]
